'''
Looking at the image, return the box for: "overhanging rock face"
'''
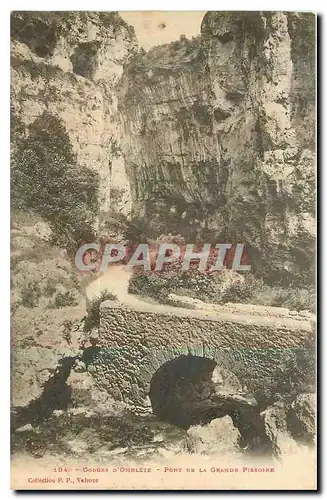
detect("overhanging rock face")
[94,300,315,413]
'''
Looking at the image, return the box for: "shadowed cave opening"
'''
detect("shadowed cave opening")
[70,41,100,79]
[149,354,274,454]
[150,355,224,429]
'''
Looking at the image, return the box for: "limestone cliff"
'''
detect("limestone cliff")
[118,12,316,284]
[11,11,136,214]
[10,11,138,412]
[10,13,316,463]
[11,11,316,284]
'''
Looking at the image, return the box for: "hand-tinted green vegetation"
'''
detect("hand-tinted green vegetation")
[11,112,99,250]
[129,268,315,313]
[83,290,117,332]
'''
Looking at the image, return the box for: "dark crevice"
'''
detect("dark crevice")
[149,354,274,455]
[11,356,78,431]
[217,32,234,44]
[70,41,100,79]
[229,407,273,455]
[286,407,315,446]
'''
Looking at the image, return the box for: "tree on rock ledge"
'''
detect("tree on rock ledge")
[11,112,100,250]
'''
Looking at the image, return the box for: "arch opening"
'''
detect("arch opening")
[149,355,226,429]
[149,354,276,455]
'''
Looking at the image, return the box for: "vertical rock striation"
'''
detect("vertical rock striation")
[11,11,316,283]
[11,11,137,214]
[118,12,316,283]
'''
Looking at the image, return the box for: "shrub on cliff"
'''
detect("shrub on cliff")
[128,268,315,312]
[11,12,61,57]
[54,290,78,308]
[83,290,117,332]
[250,285,315,313]
[11,112,99,250]
[128,268,248,305]
[20,281,42,308]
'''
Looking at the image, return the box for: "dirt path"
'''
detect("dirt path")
[85,265,146,306]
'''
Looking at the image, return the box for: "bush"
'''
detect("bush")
[11,112,99,250]
[128,268,237,305]
[43,280,57,297]
[250,285,316,313]
[128,273,172,303]
[54,290,78,308]
[20,282,42,308]
[83,290,117,332]
[220,274,264,303]
[128,268,315,313]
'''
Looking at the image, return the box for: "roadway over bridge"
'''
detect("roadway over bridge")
[91,300,315,419]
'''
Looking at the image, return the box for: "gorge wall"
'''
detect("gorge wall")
[118,11,316,283]
[10,13,317,464]
[11,11,316,284]
[11,11,136,215]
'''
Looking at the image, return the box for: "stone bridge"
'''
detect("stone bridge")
[89,300,315,418]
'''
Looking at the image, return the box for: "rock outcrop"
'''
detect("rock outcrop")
[118,12,316,284]
[11,11,316,283]
[11,11,137,214]
[10,11,316,462]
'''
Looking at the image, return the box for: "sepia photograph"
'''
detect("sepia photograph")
[9,9,317,490]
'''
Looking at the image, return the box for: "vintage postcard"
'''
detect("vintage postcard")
[10,11,316,490]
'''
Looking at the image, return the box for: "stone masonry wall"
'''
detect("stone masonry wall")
[94,300,315,413]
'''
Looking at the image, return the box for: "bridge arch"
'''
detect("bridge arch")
[96,300,315,414]
[149,355,244,428]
